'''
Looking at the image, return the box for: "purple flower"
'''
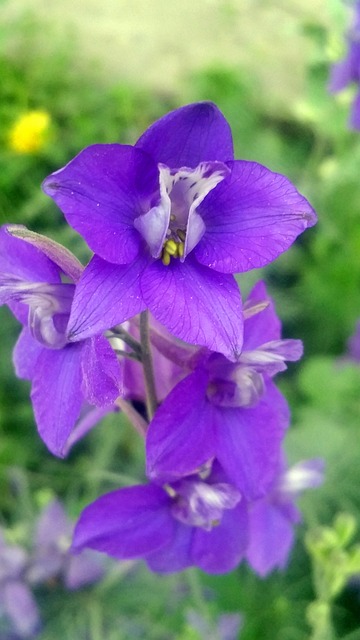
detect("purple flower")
[186,609,243,640]
[145,281,302,499]
[329,2,360,129]
[28,500,104,590]
[72,463,248,574]
[347,320,360,362]
[0,225,123,456]
[246,458,324,576]
[43,102,316,361]
[0,533,40,638]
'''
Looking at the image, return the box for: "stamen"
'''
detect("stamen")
[164,239,178,256]
[177,242,184,258]
[162,250,171,266]
[176,229,186,242]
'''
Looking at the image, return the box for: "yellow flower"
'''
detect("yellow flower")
[8,110,51,154]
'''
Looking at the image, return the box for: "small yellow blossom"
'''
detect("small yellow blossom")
[8,110,51,154]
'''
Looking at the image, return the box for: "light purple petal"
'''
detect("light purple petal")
[68,254,148,341]
[72,485,175,559]
[31,344,84,456]
[146,370,215,482]
[80,336,123,406]
[349,90,360,130]
[12,328,43,380]
[35,500,70,546]
[242,281,281,348]
[213,379,290,499]
[141,257,243,361]
[0,544,27,581]
[2,581,40,638]
[65,551,104,589]
[42,145,159,264]
[196,160,317,273]
[135,102,234,168]
[246,500,295,576]
[192,501,248,573]
[0,227,61,302]
[146,522,193,573]
[6,225,83,282]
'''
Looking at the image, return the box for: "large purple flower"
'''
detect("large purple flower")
[43,102,316,360]
[146,281,302,499]
[329,1,360,129]
[72,463,248,574]
[0,225,122,456]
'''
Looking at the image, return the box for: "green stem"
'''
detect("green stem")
[139,310,158,420]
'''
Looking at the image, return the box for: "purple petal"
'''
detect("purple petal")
[72,485,175,559]
[80,336,123,406]
[0,543,27,581]
[2,581,40,638]
[35,500,70,546]
[246,500,295,576]
[12,329,43,380]
[196,160,317,273]
[349,90,360,130]
[146,522,193,573]
[31,344,84,456]
[135,102,234,167]
[6,225,83,282]
[42,145,159,264]
[65,551,104,589]
[213,379,290,499]
[63,405,114,455]
[192,501,248,573]
[146,370,216,482]
[141,257,243,361]
[242,281,281,348]
[0,226,60,297]
[67,254,148,341]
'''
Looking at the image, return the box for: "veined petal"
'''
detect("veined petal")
[31,343,84,457]
[213,379,290,499]
[80,335,123,406]
[68,254,148,341]
[196,160,317,273]
[141,257,243,361]
[242,281,281,348]
[72,485,174,559]
[42,145,159,265]
[146,370,215,482]
[135,102,234,168]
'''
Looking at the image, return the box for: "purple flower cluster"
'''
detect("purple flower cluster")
[0,500,103,638]
[0,102,322,576]
[329,1,360,129]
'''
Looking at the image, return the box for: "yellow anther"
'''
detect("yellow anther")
[162,250,171,266]
[164,239,177,256]
[176,229,186,242]
[177,242,184,258]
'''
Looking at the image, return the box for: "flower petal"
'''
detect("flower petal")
[192,501,248,573]
[65,551,104,589]
[42,145,159,264]
[135,102,234,167]
[146,369,215,482]
[246,500,295,576]
[196,160,317,273]
[242,281,281,348]
[72,485,174,559]
[213,379,290,499]
[146,522,193,573]
[80,336,123,406]
[12,328,43,380]
[6,225,83,282]
[2,581,40,638]
[31,343,84,456]
[68,254,148,341]
[141,257,243,361]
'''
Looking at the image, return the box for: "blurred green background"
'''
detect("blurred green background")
[1,1,360,638]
